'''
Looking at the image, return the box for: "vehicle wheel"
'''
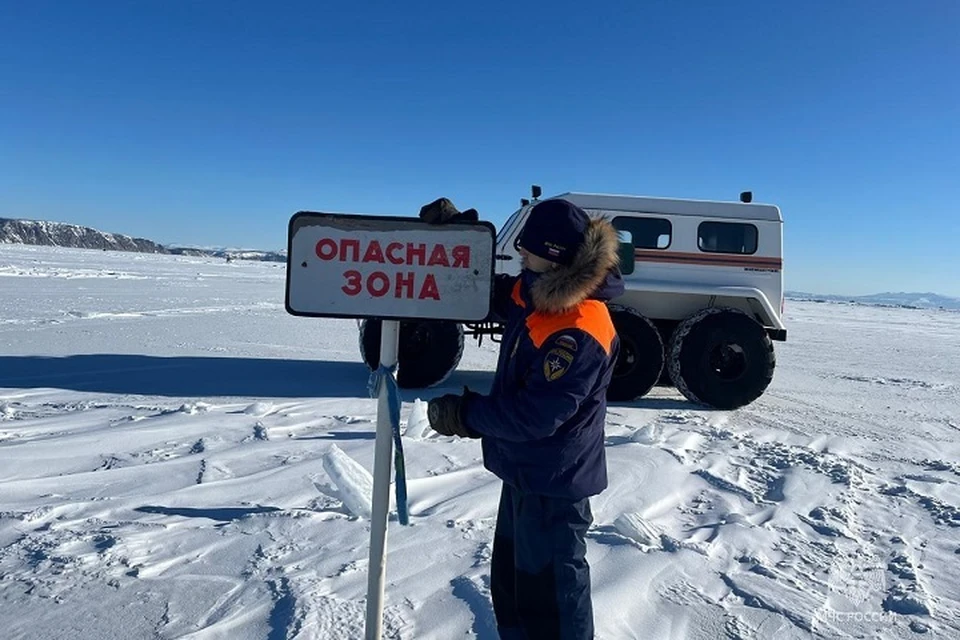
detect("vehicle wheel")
[359,319,464,388]
[607,305,664,401]
[667,307,775,409]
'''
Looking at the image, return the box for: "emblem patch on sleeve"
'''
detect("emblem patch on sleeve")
[544,348,575,382]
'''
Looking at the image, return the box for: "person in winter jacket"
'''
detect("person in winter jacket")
[426,197,624,640]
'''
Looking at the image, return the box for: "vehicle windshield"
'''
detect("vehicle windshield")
[497,205,529,251]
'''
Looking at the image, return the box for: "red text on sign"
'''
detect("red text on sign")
[316,238,471,269]
[341,271,441,301]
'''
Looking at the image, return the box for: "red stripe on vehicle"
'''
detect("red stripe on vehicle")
[634,250,782,270]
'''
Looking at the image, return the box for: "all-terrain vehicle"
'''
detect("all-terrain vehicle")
[360,188,786,409]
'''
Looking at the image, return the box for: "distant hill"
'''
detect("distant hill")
[0,217,168,253]
[0,217,285,263]
[787,291,960,311]
[3,218,956,306]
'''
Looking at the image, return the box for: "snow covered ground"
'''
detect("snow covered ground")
[1,243,958,639]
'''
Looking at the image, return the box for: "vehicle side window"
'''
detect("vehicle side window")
[612,216,672,250]
[698,221,758,255]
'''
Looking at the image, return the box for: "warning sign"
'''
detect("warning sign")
[285,212,495,322]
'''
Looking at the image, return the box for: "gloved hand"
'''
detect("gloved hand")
[419,197,479,225]
[428,389,480,438]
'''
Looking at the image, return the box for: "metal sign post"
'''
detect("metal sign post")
[285,212,495,640]
[365,319,398,640]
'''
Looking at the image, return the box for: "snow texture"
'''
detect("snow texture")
[321,445,374,520]
[405,399,431,440]
[0,244,958,639]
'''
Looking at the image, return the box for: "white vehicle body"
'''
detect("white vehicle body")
[360,189,786,408]
[495,192,786,341]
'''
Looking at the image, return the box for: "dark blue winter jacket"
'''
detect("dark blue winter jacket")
[463,219,624,499]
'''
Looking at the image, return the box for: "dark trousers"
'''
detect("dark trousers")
[490,483,594,640]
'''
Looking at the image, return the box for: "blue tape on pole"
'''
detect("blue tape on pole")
[368,364,409,526]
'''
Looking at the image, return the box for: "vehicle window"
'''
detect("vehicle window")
[612,216,672,250]
[698,221,758,254]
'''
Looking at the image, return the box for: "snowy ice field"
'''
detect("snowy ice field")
[1,243,959,640]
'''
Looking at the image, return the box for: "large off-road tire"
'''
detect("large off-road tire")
[607,305,664,402]
[359,319,464,388]
[667,307,775,409]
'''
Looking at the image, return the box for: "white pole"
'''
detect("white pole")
[365,320,400,640]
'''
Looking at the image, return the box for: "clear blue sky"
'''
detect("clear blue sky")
[1,1,957,295]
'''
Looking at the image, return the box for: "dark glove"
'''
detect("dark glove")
[419,197,479,225]
[428,389,480,438]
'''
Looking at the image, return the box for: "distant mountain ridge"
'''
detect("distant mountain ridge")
[0,217,285,262]
[3,217,956,306]
[787,290,960,311]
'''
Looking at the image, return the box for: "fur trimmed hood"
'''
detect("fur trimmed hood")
[530,218,621,314]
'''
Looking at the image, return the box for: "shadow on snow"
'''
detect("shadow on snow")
[0,353,703,410]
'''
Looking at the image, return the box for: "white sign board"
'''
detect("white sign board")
[285,212,495,322]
